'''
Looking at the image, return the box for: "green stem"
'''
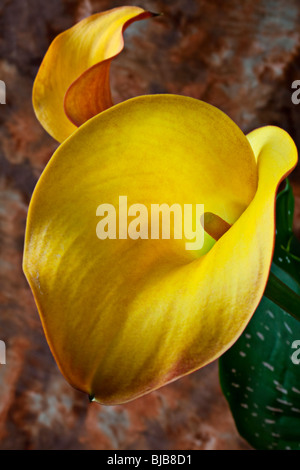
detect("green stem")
[264,271,300,322]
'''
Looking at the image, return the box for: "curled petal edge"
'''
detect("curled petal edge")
[32,6,154,143]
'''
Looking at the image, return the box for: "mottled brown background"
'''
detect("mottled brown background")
[0,0,300,450]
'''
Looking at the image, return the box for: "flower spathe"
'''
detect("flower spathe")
[32,6,154,143]
[24,7,298,404]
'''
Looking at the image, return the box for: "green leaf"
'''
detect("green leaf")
[275,179,295,242]
[219,295,300,450]
[264,271,300,322]
[219,179,300,450]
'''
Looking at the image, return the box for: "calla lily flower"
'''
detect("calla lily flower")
[23,7,298,405]
[32,6,154,143]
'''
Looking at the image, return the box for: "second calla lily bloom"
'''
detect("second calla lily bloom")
[32,6,155,143]
[23,7,298,404]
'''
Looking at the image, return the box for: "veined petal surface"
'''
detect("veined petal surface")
[23,95,297,404]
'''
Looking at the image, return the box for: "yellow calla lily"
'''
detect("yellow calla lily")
[24,8,298,405]
[32,6,153,143]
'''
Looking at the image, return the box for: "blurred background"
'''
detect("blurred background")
[0,0,300,450]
